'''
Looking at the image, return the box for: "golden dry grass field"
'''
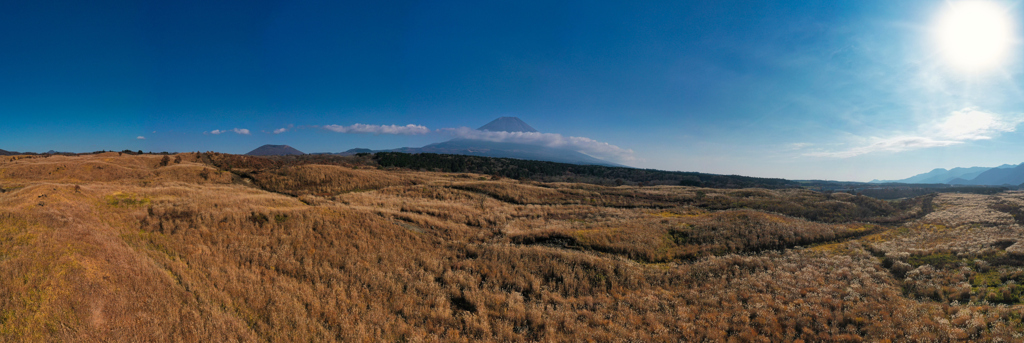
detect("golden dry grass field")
[2,153,1024,342]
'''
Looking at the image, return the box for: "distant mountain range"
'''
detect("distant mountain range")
[0,149,73,155]
[872,163,1024,186]
[949,164,1024,186]
[389,139,621,166]
[302,117,623,167]
[246,145,304,156]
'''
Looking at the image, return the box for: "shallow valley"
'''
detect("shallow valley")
[2,153,1024,341]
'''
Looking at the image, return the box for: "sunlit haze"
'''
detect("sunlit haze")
[935,1,1015,71]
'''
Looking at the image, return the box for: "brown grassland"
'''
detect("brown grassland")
[2,153,1024,341]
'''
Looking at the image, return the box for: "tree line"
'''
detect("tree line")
[371,152,799,189]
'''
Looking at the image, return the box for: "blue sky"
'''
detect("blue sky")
[2,0,1024,181]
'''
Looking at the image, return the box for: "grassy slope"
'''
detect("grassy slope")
[0,153,1022,341]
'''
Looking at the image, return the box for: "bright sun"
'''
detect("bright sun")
[935,1,1014,71]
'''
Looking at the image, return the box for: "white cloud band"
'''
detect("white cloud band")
[323,124,430,135]
[440,127,638,163]
[207,128,250,135]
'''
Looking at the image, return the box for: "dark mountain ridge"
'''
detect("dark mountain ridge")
[246,145,304,156]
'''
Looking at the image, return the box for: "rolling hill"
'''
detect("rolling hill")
[3,152,1024,341]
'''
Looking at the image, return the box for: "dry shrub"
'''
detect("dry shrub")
[3,153,1024,342]
[919,193,1015,227]
[452,181,568,204]
[510,209,878,262]
[0,160,153,182]
[253,164,420,196]
[154,164,234,184]
[0,183,257,342]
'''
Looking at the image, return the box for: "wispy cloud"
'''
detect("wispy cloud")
[929,108,1022,140]
[136,136,145,140]
[787,142,812,150]
[273,128,287,134]
[804,108,1024,158]
[323,123,430,135]
[207,128,250,135]
[440,127,638,163]
[804,136,961,158]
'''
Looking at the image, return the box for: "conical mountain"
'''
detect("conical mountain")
[332,117,623,167]
[246,145,304,156]
[477,117,537,132]
[417,117,621,166]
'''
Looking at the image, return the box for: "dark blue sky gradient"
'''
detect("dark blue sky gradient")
[3,0,1023,180]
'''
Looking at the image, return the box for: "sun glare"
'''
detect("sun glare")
[935,1,1014,71]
